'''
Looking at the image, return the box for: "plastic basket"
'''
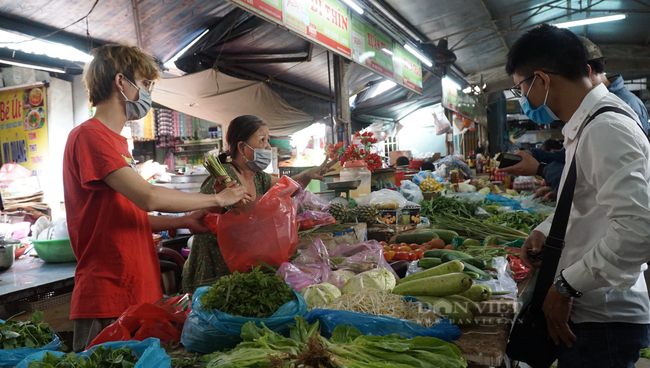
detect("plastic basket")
[19,292,72,312]
[31,238,77,263]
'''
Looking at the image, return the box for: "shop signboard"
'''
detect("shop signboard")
[351,14,393,79]
[284,0,352,57]
[0,85,49,176]
[392,44,423,94]
[442,82,488,124]
[231,0,283,22]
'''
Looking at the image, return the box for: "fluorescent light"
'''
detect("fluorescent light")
[0,29,92,63]
[442,76,461,91]
[381,48,393,56]
[368,0,421,42]
[370,80,396,98]
[483,83,487,89]
[164,29,210,69]
[0,59,65,73]
[555,13,626,28]
[403,44,432,67]
[342,0,364,15]
[462,87,472,94]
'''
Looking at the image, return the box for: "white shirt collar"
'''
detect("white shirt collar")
[565,84,609,141]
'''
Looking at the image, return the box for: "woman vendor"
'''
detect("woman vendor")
[182,115,334,293]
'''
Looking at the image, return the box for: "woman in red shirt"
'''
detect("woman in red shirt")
[63,45,252,352]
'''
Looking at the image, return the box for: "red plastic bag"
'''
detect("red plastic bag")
[204,176,301,273]
[88,295,191,348]
[507,254,532,282]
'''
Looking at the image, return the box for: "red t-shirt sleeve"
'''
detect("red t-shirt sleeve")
[74,127,130,190]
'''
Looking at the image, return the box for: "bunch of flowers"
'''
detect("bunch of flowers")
[326,132,383,171]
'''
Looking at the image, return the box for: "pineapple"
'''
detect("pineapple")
[352,204,379,224]
[328,203,351,223]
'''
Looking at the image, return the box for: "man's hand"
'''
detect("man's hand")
[534,186,552,199]
[543,286,576,347]
[182,209,211,234]
[521,230,546,269]
[212,175,238,194]
[215,186,252,208]
[542,191,557,203]
[497,150,540,176]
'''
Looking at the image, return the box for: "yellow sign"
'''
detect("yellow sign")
[0,85,49,176]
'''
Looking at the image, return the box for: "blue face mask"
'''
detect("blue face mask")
[519,74,559,124]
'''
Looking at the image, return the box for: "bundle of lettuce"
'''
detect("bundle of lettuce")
[204,316,467,368]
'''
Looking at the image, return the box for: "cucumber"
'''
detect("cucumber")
[415,295,479,314]
[418,257,442,269]
[424,249,473,260]
[429,230,459,244]
[440,253,488,271]
[458,284,490,302]
[399,260,464,284]
[392,272,473,297]
[462,262,494,280]
[396,230,439,244]
[463,271,480,279]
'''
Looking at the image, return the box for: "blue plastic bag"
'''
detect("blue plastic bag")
[0,319,62,368]
[15,338,170,368]
[485,193,534,212]
[181,286,308,353]
[304,309,461,342]
[412,172,444,184]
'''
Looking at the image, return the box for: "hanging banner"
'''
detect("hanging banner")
[232,0,283,22]
[392,44,423,94]
[351,14,394,79]
[0,85,49,176]
[284,0,352,57]
[442,82,488,124]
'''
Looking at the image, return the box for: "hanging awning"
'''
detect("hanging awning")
[153,69,314,135]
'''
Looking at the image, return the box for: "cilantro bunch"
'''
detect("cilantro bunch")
[200,267,296,318]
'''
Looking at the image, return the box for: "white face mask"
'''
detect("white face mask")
[244,142,272,172]
[119,77,152,121]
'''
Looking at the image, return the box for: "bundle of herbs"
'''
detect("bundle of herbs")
[420,196,480,219]
[200,267,296,318]
[28,346,138,368]
[483,212,545,234]
[429,213,529,242]
[1,311,56,350]
[203,154,248,207]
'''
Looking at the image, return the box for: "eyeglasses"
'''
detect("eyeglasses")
[123,75,155,93]
[509,71,557,98]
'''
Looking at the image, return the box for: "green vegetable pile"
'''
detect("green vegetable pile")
[429,213,529,242]
[200,267,296,318]
[420,196,480,219]
[28,346,138,368]
[1,311,54,350]
[204,316,467,368]
[484,212,545,234]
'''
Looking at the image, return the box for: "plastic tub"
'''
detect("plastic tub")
[31,238,77,263]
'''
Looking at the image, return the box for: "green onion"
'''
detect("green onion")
[429,213,529,242]
[203,154,232,183]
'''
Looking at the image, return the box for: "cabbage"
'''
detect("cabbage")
[341,269,396,294]
[300,283,341,309]
[332,270,356,283]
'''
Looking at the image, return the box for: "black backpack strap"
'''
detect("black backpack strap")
[528,106,642,312]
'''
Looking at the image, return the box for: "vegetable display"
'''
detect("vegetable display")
[484,212,545,234]
[204,316,467,368]
[200,267,296,318]
[28,346,137,368]
[324,289,443,328]
[420,196,480,219]
[301,283,341,310]
[429,213,529,242]
[341,269,397,294]
[1,311,55,350]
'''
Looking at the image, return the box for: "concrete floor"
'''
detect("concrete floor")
[638,358,650,368]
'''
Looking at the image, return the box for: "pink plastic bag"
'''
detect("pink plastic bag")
[297,211,337,230]
[294,188,331,213]
[335,240,400,280]
[203,176,300,273]
[277,239,344,291]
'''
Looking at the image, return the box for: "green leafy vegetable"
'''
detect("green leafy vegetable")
[484,212,545,234]
[1,311,55,350]
[641,348,650,359]
[420,196,479,219]
[200,266,296,318]
[429,213,529,242]
[27,346,138,368]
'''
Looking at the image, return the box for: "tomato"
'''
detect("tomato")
[397,245,413,252]
[390,246,401,252]
[383,251,392,262]
[299,219,315,230]
[399,243,408,248]
[412,249,425,260]
[408,252,419,261]
[392,251,410,262]
[380,241,388,247]
[383,245,391,252]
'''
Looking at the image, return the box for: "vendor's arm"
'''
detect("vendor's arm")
[562,121,650,293]
[148,209,210,234]
[104,167,252,213]
[272,157,337,187]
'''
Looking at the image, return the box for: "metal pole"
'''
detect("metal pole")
[326,51,336,144]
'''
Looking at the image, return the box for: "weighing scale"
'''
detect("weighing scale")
[326,180,361,205]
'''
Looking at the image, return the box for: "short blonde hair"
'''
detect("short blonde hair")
[83,44,160,106]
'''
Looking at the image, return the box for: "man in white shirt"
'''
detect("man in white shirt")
[506,24,650,367]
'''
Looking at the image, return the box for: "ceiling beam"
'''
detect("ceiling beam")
[130,0,144,48]
[214,52,311,64]
[478,0,509,52]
